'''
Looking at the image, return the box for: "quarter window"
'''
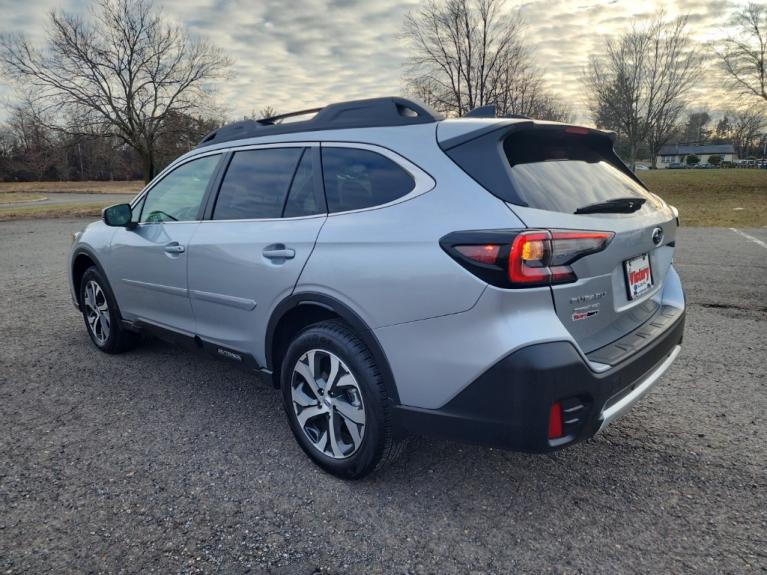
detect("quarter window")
[321,147,415,213]
[140,155,220,223]
[213,148,304,220]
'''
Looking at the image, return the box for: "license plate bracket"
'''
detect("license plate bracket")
[624,253,653,300]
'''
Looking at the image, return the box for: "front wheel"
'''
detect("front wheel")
[280,320,403,479]
[79,266,139,354]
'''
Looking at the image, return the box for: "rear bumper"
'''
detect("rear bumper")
[393,308,685,452]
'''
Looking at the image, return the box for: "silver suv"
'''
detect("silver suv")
[69,97,686,479]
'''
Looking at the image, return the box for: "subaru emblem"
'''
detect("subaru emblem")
[651,227,664,246]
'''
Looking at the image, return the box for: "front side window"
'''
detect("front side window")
[321,147,415,213]
[213,148,305,220]
[140,155,220,223]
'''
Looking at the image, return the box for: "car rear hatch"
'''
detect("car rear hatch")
[439,120,678,358]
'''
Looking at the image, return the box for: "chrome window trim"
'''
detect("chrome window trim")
[132,141,435,223]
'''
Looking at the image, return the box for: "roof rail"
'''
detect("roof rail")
[196,96,443,148]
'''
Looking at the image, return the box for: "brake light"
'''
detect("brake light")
[508,230,613,287]
[564,126,589,135]
[442,228,614,289]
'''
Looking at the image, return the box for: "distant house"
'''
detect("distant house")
[656,144,736,168]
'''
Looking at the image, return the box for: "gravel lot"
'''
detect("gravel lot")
[1,218,765,574]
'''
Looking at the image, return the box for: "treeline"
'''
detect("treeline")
[0,105,220,182]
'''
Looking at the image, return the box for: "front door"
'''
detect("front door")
[107,154,222,334]
[187,145,326,365]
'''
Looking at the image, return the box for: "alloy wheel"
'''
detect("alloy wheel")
[83,280,110,346]
[290,349,366,459]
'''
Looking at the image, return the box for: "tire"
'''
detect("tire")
[79,266,139,354]
[280,320,403,479]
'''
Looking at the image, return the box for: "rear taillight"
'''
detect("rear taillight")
[441,229,614,288]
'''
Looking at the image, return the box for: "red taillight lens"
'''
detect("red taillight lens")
[508,232,550,285]
[455,244,500,265]
[508,230,613,287]
[548,402,563,439]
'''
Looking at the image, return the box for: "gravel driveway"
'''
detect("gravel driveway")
[0,219,765,574]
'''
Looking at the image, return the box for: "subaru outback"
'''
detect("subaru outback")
[69,97,685,479]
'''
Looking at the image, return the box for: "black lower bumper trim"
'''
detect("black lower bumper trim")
[394,309,685,452]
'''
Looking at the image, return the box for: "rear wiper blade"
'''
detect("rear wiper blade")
[574,197,646,214]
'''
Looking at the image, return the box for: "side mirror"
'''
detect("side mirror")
[102,203,134,228]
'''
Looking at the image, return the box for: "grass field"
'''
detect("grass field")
[0,181,142,194]
[640,168,767,227]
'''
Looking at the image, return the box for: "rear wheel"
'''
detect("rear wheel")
[79,266,139,354]
[280,320,402,479]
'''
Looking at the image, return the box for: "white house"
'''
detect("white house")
[656,144,736,168]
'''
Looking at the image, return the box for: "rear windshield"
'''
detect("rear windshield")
[503,130,657,214]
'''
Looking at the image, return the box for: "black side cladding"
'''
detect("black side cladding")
[439,122,644,207]
[197,97,443,148]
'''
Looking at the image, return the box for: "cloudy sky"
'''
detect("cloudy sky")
[0,0,752,123]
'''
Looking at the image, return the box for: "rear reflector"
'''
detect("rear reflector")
[548,402,563,439]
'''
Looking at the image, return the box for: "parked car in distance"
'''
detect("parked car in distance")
[668,162,686,169]
[69,97,686,479]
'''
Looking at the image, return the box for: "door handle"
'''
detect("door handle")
[164,242,185,254]
[263,246,295,260]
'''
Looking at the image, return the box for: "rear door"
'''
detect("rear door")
[500,128,677,353]
[187,144,326,364]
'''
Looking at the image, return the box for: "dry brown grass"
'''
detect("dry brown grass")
[0,192,47,204]
[640,168,767,227]
[0,181,142,194]
[0,202,106,222]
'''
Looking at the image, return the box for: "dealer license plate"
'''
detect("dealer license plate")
[624,253,653,300]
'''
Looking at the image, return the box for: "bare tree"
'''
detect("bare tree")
[648,102,684,168]
[716,3,767,103]
[586,15,701,170]
[401,0,568,120]
[257,105,279,120]
[729,108,767,158]
[0,0,231,182]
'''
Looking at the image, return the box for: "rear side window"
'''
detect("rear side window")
[213,148,304,220]
[503,130,656,214]
[321,147,415,213]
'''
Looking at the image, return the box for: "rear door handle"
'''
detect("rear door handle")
[263,246,295,260]
[164,242,185,254]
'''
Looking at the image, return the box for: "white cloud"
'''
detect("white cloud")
[0,0,756,123]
